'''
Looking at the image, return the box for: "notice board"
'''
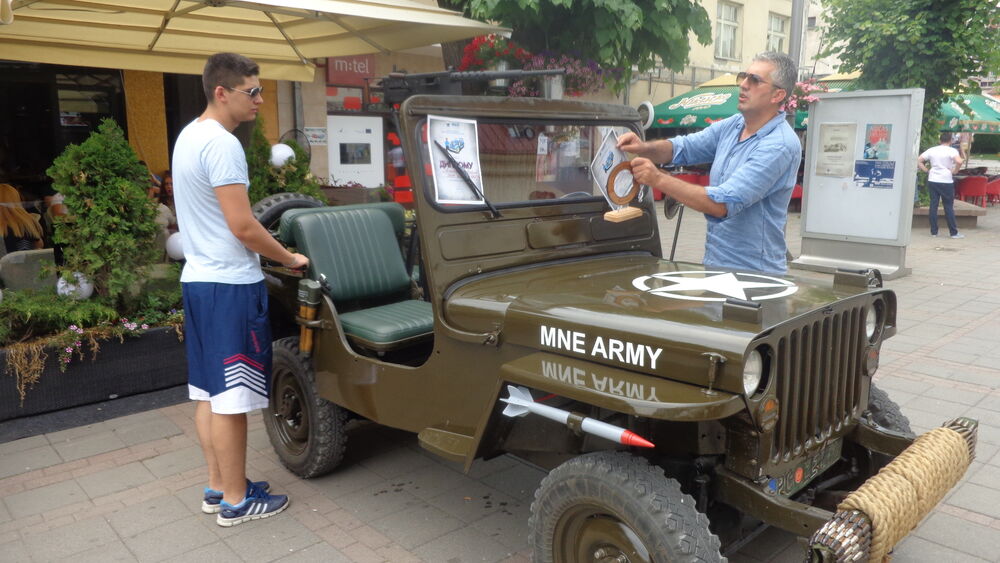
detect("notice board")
[793,89,924,279]
[800,89,924,243]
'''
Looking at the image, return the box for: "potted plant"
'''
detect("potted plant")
[246,116,327,205]
[509,52,611,98]
[1,119,186,421]
[457,34,532,72]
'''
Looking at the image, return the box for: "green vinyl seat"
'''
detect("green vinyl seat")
[285,205,433,352]
[278,202,407,245]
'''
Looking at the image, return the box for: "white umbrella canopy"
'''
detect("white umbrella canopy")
[0,0,505,81]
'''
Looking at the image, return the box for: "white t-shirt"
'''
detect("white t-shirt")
[919,145,961,183]
[172,118,262,284]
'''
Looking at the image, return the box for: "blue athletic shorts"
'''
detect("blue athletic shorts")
[182,281,271,414]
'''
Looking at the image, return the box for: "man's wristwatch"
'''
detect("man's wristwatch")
[282,256,298,268]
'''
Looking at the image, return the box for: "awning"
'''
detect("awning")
[0,0,506,81]
[651,84,808,129]
[937,94,1000,133]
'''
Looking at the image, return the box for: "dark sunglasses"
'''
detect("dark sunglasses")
[228,86,263,98]
[737,71,775,88]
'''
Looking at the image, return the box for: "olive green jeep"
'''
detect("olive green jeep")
[252,95,976,562]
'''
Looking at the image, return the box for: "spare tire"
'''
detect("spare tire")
[253,193,325,233]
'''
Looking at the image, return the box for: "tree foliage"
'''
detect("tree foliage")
[245,116,327,205]
[821,0,1000,148]
[467,0,712,91]
[46,119,159,307]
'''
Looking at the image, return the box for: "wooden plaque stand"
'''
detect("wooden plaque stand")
[603,161,642,222]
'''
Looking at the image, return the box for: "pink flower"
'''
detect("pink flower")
[141,324,149,330]
[65,347,73,353]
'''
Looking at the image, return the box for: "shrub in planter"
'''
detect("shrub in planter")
[246,115,328,205]
[46,118,160,309]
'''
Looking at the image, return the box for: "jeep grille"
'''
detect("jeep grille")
[771,306,866,462]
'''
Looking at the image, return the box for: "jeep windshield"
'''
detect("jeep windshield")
[413,117,638,209]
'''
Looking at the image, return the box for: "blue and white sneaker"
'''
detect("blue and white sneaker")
[216,481,289,527]
[202,480,271,514]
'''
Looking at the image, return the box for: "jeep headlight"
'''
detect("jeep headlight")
[865,303,882,342]
[743,349,763,395]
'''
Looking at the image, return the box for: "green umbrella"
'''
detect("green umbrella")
[937,94,1000,133]
[652,77,809,130]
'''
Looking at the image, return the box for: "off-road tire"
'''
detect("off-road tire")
[252,193,324,233]
[264,337,348,477]
[529,451,725,563]
[868,383,913,436]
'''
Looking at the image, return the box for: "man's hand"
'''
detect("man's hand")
[617,132,646,154]
[630,157,663,190]
[283,253,309,270]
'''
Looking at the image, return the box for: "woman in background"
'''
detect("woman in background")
[1,183,44,253]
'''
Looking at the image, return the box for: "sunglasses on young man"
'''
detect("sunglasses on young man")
[736,71,779,89]
[228,86,263,98]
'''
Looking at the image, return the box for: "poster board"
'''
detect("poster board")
[792,89,924,279]
[326,115,384,187]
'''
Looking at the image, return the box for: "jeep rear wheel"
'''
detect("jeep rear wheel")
[529,451,724,563]
[264,337,348,477]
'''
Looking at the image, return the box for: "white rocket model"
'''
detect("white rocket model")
[500,385,655,448]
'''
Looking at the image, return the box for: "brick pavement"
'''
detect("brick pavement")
[3,205,1000,562]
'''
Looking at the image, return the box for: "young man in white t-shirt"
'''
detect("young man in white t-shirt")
[918,132,965,239]
[173,52,308,526]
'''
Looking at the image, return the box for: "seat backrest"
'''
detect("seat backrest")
[289,207,410,302]
[278,202,406,246]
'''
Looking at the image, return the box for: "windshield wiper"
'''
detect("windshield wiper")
[432,140,501,218]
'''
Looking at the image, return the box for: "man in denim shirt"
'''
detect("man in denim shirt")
[618,52,801,274]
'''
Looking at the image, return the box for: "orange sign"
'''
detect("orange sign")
[326,55,375,86]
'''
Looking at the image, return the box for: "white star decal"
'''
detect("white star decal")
[632,271,798,302]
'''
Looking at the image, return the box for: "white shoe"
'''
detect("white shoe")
[951,233,965,239]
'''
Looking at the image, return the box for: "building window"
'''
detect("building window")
[807,16,817,28]
[715,2,741,60]
[767,14,789,53]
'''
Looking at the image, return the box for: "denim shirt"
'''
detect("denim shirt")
[671,112,801,274]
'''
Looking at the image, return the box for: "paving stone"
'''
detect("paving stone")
[0,500,10,525]
[338,479,429,524]
[113,417,183,447]
[358,444,434,479]
[0,444,62,479]
[479,461,546,503]
[426,481,519,525]
[404,463,476,502]
[73,538,139,562]
[22,516,118,560]
[50,430,127,462]
[904,395,972,417]
[412,525,515,563]
[912,512,1000,561]
[160,541,243,563]
[3,477,88,519]
[107,493,192,538]
[142,445,205,479]
[947,482,1000,519]
[121,516,216,562]
[77,461,157,499]
[727,525,797,562]
[311,464,394,502]
[371,503,462,549]
[0,434,49,455]
[46,422,111,443]
[469,502,532,551]
[222,513,321,562]
[275,541,352,562]
[0,539,30,562]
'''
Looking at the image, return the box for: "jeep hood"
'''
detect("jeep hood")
[444,254,876,391]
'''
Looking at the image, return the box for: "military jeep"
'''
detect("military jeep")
[253,95,975,562]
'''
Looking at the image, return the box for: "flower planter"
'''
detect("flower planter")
[0,326,187,422]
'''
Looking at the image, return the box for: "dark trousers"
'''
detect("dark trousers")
[928,181,959,236]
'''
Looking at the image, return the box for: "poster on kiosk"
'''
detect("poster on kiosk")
[792,89,924,280]
[327,115,385,188]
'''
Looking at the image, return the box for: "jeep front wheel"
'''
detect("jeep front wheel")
[264,337,348,477]
[529,451,724,563]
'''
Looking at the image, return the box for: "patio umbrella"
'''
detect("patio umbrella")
[651,73,809,129]
[937,94,1000,133]
[0,0,504,81]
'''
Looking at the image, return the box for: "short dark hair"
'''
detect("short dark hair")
[202,53,259,103]
[940,132,953,144]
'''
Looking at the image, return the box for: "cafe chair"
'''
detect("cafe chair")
[957,176,987,207]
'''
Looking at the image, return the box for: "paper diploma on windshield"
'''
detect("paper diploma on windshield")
[427,115,485,204]
[590,130,632,210]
